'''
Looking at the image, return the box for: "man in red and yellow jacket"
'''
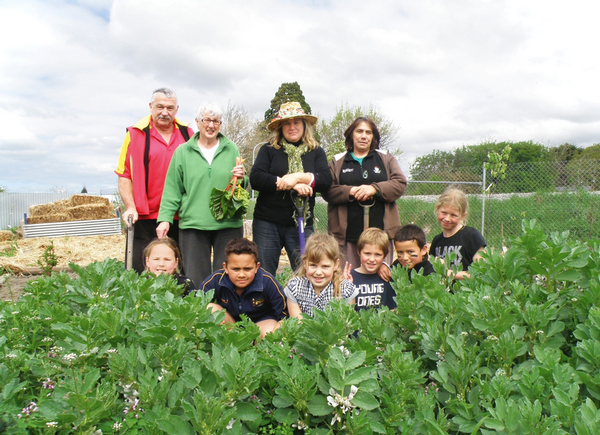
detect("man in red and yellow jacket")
[115,88,193,273]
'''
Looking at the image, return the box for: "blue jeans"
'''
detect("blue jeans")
[252,218,314,275]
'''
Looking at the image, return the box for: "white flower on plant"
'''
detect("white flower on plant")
[226,418,235,430]
[42,337,53,342]
[292,420,308,430]
[482,296,491,301]
[46,421,58,427]
[327,386,358,414]
[536,330,544,335]
[107,348,117,354]
[6,353,17,359]
[62,353,78,362]
[495,369,506,377]
[486,335,499,342]
[112,422,122,431]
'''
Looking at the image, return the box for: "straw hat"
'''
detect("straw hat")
[267,102,318,132]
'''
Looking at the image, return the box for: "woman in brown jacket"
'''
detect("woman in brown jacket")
[322,117,407,268]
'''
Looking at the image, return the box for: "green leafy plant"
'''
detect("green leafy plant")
[2,221,600,433]
[210,157,250,221]
[37,240,58,276]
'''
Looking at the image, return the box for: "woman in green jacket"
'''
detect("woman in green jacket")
[157,102,246,285]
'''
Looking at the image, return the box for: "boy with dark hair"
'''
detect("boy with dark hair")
[351,228,397,311]
[199,238,286,338]
[393,224,434,279]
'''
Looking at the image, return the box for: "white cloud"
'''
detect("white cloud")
[0,0,598,192]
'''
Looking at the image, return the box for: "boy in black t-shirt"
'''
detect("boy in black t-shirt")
[350,228,397,311]
[392,224,434,280]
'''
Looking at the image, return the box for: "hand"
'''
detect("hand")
[231,164,245,178]
[292,183,313,197]
[378,262,391,282]
[276,173,298,191]
[351,184,377,202]
[343,262,353,282]
[156,221,170,239]
[122,208,138,226]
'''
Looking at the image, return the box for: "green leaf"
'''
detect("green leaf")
[327,367,345,391]
[273,408,300,424]
[272,394,293,409]
[370,420,387,433]
[484,418,506,430]
[345,351,366,370]
[236,402,262,422]
[351,390,379,411]
[157,416,194,435]
[307,394,334,416]
[345,367,376,385]
[556,269,581,281]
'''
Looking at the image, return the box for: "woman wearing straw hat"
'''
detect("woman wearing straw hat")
[250,102,331,275]
[323,116,407,269]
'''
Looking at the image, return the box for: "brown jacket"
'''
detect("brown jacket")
[323,149,407,244]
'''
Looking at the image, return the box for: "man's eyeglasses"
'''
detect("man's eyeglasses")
[201,118,222,126]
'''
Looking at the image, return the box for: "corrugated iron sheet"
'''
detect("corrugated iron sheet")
[0,193,72,229]
[23,218,122,238]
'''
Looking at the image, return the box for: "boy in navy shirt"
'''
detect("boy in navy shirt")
[392,224,434,280]
[200,238,286,338]
[351,228,397,311]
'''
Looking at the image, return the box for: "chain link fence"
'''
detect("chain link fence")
[248,159,600,249]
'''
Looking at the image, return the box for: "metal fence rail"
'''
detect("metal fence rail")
[0,193,72,229]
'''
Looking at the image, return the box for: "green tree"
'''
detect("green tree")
[566,143,600,189]
[576,143,600,160]
[409,140,555,195]
[264,82,312,123]
[316,102,400,159]
[549,143,581,161]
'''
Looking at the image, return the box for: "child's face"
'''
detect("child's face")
[395,240,428,270]
[436,205,465,234]
[358,243,385,274]
[146,244,178,275]
[305,256,339,294]
[223,253,259,291]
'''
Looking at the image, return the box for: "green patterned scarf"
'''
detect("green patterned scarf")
[280,139,308,174]
[280,139,311,225]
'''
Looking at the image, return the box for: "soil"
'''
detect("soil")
[0,234,125,302]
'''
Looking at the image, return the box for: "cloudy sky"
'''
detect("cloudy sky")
[1,0,597,193]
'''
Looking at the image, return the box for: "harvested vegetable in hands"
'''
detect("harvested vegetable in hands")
[209,157,250,220]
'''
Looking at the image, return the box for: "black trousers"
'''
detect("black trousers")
[179,227,243,287]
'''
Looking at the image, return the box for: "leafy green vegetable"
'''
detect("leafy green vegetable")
[209,157,250,221]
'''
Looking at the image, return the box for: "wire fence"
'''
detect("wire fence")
[250,159,600,249]
[5,159,599,250]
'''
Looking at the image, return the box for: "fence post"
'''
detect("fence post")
[481,162,486,236]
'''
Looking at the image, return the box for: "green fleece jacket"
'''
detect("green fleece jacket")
[157,133,246,230]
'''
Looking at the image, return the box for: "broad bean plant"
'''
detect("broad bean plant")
[2,219,600,434]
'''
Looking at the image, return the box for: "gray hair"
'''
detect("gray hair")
[195,102,223,121]
[150,88,178,104]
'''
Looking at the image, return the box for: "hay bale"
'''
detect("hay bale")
[0,231,14,242]
[70,194,109,207]
[68,204,115,221]
[28,214,70,224]
[29,202,67,216]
